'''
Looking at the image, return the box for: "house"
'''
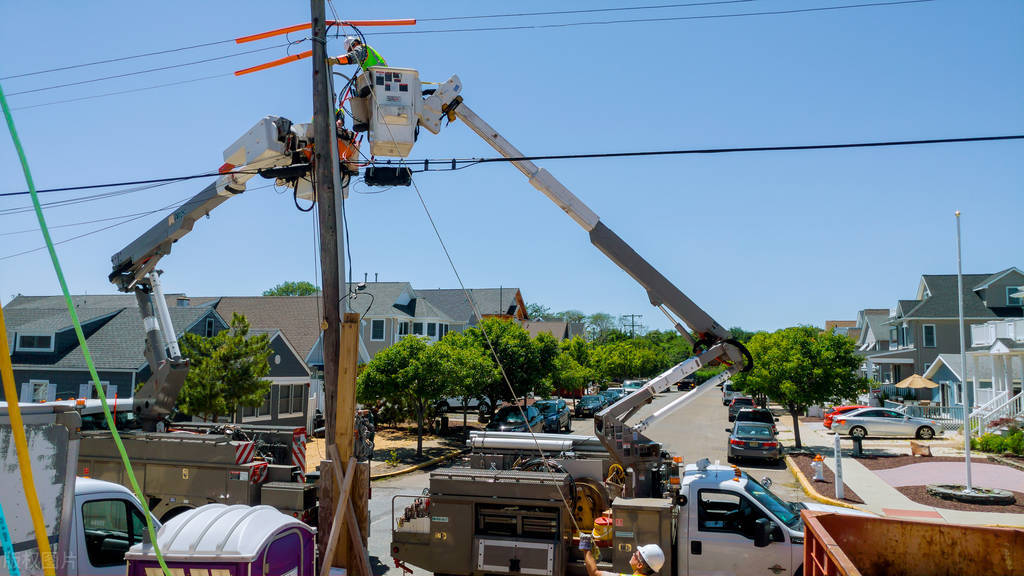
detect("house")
[520,320,586,341]
[3,294,310,427]
[865,267,1024,405]
[415,287,527,327]
[853,308,893,380]
[824,320,859,342]
[966,318,1024,432]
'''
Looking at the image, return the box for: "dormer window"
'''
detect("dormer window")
[17,334,53,352]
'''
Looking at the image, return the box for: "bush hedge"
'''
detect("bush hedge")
[971,430,1024,455]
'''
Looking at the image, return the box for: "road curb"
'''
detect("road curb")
[371,448,468,481]
[784,455,870,513]
[990,454,1024,472]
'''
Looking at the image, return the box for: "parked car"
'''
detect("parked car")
[575,395,609,418]
[622,379,648,391]
[676,377,696,391]
[600,387,627,404]
[435,396,492,417]
[823,405,869,429]
[535,399,571,433]
[722,381,742,405]
[831,407,941,439]
[733,407,779,434]
[727,397,756,421]
[727,422,783,464]
[485,405,544,433]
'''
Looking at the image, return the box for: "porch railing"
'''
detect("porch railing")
[970,390,1011,435]
[975,390,1024,435]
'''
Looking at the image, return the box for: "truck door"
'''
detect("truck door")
[75,495,152,576]
[687,490,791,576]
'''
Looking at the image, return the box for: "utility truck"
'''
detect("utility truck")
[0,403,159,576]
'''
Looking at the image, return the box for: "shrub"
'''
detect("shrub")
[973,433,1006,453]
[1005,431,1024,456]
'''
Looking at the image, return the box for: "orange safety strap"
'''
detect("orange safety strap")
[235,50,312,76]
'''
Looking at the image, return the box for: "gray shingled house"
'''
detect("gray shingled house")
[3,294,310,427]
[864,267,1024,405]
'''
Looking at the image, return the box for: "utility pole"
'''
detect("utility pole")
[621,313,643,338]
[312,0,343,556]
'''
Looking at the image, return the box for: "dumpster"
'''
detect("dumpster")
[126,503,316,576]
[802,510,1024,576]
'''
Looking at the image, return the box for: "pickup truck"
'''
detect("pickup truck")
[392,454,869,576]
[1,403,158,576]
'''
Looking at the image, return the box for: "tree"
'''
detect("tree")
[591,339,668,381]
[734,326,870,448]
[728,326,756,343]
[178,313,273,422]
[438,332,500,428]
[262,281,321,296]
[585,312,617,341]
[526,303,553,320]
[556,309,587,324]
[357,337,443,457]
[642,330,693,365]
[464,318,558,411]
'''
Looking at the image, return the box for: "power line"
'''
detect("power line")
[0,39,236,81]
[1,169,258,198]
[376,0,935,36]
[417,0,759,22]
[404,134,1024,171]
[10,73,231,111]
[5,43,291,97]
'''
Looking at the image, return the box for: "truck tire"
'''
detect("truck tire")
[436,401,450,414]
[916,426,935,440]
[849,426,867,439]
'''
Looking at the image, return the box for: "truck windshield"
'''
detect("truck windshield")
[744,477,800,529]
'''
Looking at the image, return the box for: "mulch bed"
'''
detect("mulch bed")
[789,454,864,504]
[855,455,986,471]
[896,486,1024,513]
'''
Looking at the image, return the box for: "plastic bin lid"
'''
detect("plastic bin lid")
[126,503,314,562]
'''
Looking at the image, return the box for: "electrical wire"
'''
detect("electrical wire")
[375,0,935,36]
[1,168,260,198]
[0,38,237,80]
[10,72,231,111]
[417,0,760,21]
[5,43,293,97]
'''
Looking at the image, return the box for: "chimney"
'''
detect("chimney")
[375,273,378,282]
[176,296,190,307]
[364,272,368,283]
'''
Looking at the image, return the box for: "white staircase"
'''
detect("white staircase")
[971,390,1024,436]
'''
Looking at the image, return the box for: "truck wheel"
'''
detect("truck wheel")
[436,401,450,414]
[564,420,572,433]
[160,506,193,523]
[916,426,935,440]
[849,426,867,439]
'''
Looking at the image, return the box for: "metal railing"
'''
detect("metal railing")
[971,390,1011,435]
[976,390,1024,435]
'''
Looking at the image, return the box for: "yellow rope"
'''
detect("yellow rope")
[0,301,56,576]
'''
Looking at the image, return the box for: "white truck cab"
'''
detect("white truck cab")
[69,478,160,576]
[677,461,868,576]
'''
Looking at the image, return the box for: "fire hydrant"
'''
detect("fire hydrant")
[811,454,825,482]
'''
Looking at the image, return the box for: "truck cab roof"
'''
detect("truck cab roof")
[682,462,752,489]
[76,476,140,497]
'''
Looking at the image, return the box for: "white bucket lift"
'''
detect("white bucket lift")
[366,66,421,158]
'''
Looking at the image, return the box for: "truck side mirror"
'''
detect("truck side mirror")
[753,518,775,548]
[725,428,733,433]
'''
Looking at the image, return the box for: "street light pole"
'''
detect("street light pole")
[955,210,973,493]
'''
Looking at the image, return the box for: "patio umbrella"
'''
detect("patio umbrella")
[894,374,939,389]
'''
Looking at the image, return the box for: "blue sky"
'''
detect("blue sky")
[1,1,1022,333]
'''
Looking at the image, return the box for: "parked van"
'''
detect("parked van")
[722,381,742,405]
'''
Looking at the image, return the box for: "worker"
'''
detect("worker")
[335,108,360,175]
[582,536,665,576]
[331,37,387,133]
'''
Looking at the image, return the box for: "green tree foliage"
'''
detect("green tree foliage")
[439,332,500,428]
[178,313,273,422]
[356,337,436,456]
[556,309,587,324]
[586,313,617,341]
[591,339,668,381]
[728,326,756,343]
[465,318,558,410]
[526,303,553,320]
[734,326,869,447]
[262,281,321,296]
[641,330,693,365]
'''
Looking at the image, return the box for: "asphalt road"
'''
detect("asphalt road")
[365,384,810,575]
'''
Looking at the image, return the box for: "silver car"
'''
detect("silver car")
[831,407,941,440]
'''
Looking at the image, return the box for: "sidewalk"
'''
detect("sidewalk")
[774,412,1024,527]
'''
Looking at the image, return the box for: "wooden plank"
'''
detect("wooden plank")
[334,312,361,567]
[319,452,355,576]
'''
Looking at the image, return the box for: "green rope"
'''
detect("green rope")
[0,83,172,576]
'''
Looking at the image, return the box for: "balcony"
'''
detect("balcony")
[971,319,1024,347]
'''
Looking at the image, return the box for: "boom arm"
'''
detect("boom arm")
[420,76,751,493]
[109,116,311,430]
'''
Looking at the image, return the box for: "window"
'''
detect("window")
[205,318,215,338]
[244,390,272,419]
[291,384,306,414]
[696,490,769,540]
[427,323,437,338]
[278,384,292,415]
[902,325,914,347]
[17,334,52,351]
[440,324,449,338]
[888,327,898,350]
[1008,286,1024,307]
[923,362,931,373]
[923,325,936,348]
[398,322,409,336]
[82,499,146,567]
[370,319,385,341]
[412,322,424,335]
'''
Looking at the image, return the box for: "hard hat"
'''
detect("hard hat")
[344,36,361,51]
[637,544,665,573]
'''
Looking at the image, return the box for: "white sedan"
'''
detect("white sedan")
[830,407,941,440]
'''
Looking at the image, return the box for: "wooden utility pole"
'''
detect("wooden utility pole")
[312,0,343,558]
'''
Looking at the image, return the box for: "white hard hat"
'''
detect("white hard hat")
[344,36,361,51]
[637,544,665,573]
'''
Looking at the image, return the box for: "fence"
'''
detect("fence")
[883,400,964,432]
